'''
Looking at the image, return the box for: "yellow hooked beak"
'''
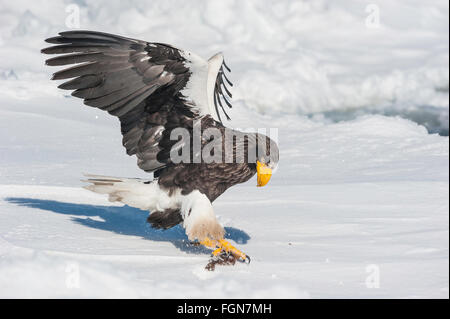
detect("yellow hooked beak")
[257,161,272,187]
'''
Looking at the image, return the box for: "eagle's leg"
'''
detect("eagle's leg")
[199,238,218,249]
[199,238,250,263]
[182,191,250,264]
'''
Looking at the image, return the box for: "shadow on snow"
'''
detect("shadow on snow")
[5,197,250,255]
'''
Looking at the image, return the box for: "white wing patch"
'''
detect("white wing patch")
[207,52,225,121]
[180,51,230,122]
[180,50,212,118]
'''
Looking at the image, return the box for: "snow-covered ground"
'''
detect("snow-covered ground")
[0,0,448,298]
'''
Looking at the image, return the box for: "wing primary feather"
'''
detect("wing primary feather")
[41,44,113,54]
[223,59,231,72]
[222,69,233,87]
[219,99,231,120]
[58,74,102,90]
[45,52,125,66]
[220,77,232,98]
[44,36,119,45]
[216,91,231,120]
[72,75,143,99]
[59,30,140,45]
[213,91,223,123]
[222,94,232,108]
[51,62,133,80]
[51,61,97,80]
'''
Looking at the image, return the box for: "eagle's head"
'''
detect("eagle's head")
[255,134,279,187]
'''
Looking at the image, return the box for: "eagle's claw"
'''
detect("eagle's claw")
[205,251,236,271]
[200,238,250,269]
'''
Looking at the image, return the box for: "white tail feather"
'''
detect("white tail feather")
[82,174,173,211]
[82,174,223,240]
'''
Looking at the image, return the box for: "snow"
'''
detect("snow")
[0,0,448,298]
[1,0,448,133]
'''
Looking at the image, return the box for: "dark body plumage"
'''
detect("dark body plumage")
[42,31,266,230]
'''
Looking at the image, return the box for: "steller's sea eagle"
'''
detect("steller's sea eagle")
[42,31,279,268]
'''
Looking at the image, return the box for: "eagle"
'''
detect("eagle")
[42,31,279,266]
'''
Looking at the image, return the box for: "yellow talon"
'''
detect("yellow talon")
[218,239,247,261]
[212,247,222,256]
[200,238,218,249]
[199,238,248,262]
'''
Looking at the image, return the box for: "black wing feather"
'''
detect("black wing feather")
[42,30,194,173]
[213,63,233,122]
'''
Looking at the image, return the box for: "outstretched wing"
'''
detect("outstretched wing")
[42,30,233,172]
